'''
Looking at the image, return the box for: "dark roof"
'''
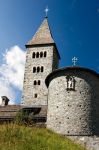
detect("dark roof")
[0,105,47,119]
[0,105,23,111]
[45,66,99,87]
[0,105,23,119]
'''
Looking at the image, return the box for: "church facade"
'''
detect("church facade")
[22,17,99,136]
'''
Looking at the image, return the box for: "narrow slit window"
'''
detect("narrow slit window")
[40,52,43,58]
[34,93,37,98]
[34,80,37,85]
[38,80,41,85]
[41,66,44,72]
[37,67,40,73]
[32,52,35,58]
[36,52,39,58]
[33,67,36,73]
[44,51,47,57]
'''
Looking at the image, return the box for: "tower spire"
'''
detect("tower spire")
[26,17,54,46]
[22,15,60,106]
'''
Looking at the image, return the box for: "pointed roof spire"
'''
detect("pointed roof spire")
[26,17,55,46]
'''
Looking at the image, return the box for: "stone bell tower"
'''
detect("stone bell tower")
[22,17,60,106]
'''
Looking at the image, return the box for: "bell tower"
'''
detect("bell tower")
[22,17,60,106]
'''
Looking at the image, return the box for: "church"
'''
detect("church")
[22,16,99,136]
[0,16,99,136]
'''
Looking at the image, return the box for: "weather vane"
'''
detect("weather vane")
[72,57,78,66]
[44,6,49,17]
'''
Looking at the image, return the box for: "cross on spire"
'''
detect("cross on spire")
[72,57,78,66]
[44,6,49,17]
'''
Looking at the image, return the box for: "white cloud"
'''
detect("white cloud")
[0,45,26,104]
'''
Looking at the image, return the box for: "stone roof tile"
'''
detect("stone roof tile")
[26,18,54,46]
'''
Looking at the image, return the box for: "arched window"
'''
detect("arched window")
[32,52,35,58]
[40,52,43,58]
[44,51,47,57]
[37,66,40,73]
[41,66,44,72]
[38,80,41,85]
[33,67,36,73]
[34,80,37,85]
[66,76,76,91]
[36,52,39,58]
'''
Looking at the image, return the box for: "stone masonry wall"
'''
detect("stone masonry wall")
[47,69,99,135]
[52,47,59,70]
[22,45,59,106]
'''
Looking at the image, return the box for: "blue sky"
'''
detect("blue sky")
[0,0,99,104]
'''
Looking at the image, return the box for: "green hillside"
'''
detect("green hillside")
[0,124,86,150]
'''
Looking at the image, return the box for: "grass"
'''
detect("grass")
[0,124,86,150]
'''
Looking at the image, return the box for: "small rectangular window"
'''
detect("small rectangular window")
[38,80,41,85]
[34,93,37,98]
[44,51,47,57]
[41,66,44,72]
[33,67,36,73]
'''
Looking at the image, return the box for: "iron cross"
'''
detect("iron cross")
[72,57,78,66]
[45,6,49,17]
